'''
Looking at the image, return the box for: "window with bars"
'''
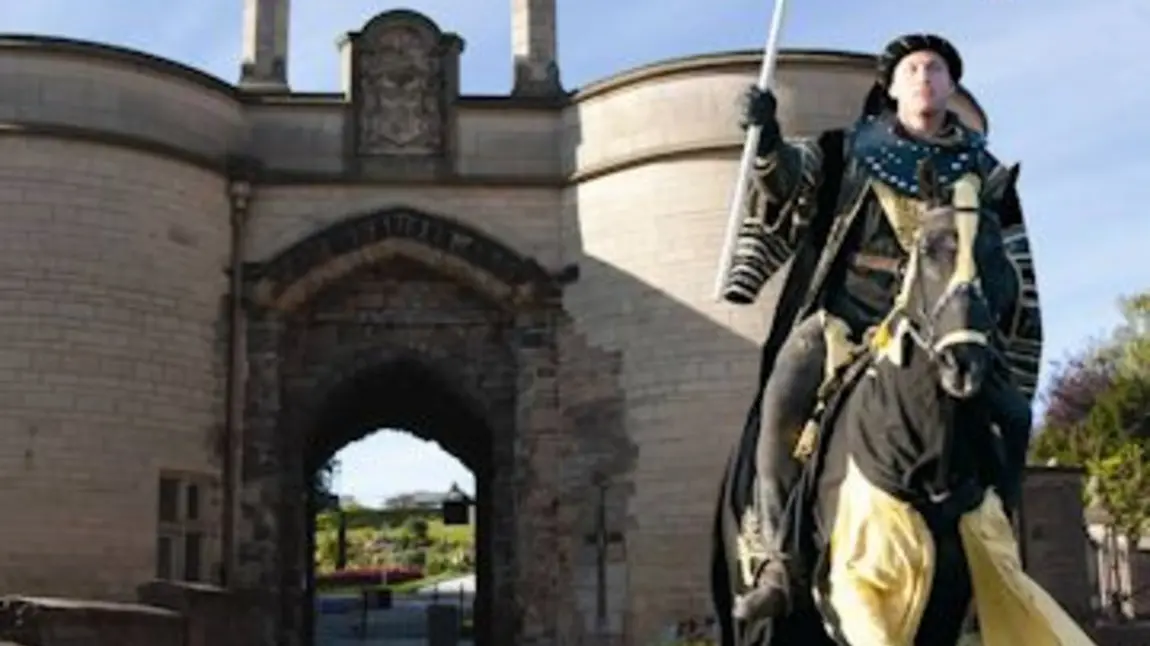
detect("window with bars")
[156,473,212,583]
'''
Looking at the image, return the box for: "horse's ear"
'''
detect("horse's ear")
[983,162,1020,202]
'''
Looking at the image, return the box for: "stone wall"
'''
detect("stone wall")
[0,136,229,599]
[0,14,1071,646]
[1019,466,1094,622]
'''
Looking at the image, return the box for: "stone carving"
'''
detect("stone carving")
[354,22,444,156]
[245,207,559,310]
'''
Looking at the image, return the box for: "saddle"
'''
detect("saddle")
[791,313,882,462]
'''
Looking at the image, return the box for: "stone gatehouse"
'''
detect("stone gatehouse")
[0,1,1113,645]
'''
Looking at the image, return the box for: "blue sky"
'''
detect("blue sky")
[8,0,1146,505]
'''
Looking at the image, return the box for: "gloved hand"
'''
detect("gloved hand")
[740,85,782,156]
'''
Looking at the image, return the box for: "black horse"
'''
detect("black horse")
[727,173,1032,646]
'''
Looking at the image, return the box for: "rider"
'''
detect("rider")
[720,33,1041,622]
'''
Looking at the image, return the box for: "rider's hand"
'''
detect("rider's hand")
[739,86,782,155]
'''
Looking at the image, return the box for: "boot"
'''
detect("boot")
[732,552,797,622]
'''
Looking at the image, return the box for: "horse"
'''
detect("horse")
[738,171,1038,646]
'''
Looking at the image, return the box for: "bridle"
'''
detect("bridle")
[875,172,995,367]
[872,172,1000,503]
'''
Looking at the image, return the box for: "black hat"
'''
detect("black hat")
[877,33,963,89]
[860,33,963,118]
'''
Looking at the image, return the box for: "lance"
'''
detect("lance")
[711,0,792,302]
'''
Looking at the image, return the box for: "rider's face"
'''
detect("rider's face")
[888,50,954,116]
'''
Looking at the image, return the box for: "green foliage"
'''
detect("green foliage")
[1113,294,1150,381]
[312,458,340,501]
[312,505,475,581]
[1031,288,1150,540]
[1082,373,1150,539]
[1087,441,1150,540]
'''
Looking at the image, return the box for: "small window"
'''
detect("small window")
[184,531,203,582]
[186,484,200,521]
[156,472,214,584]
[158,477,180,522]
[156,535,173,579]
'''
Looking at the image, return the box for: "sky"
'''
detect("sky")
[5,0,1146,505]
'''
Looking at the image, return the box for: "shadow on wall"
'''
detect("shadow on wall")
[555,92,771,643]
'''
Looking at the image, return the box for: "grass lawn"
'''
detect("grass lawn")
[427,520,472,543]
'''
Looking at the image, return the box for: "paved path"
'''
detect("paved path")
[416,573,475,594]
[314,587,473,646]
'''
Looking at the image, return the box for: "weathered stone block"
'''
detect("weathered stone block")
[137,580,262,646]
[1092,621,1150,646]
[0,596,183,646]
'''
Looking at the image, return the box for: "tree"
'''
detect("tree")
[1029,288,1150,618]
[1030,346,1119,465]
[1031,289,1150,464]
[1111,293,1150,387]
[1081,373,1150,539]
[311,457,341,501]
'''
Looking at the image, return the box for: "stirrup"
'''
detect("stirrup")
[734,561,795,621]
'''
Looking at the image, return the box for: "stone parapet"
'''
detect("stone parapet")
[0,595,183,646]
[137,581,263,646]
[1019,466,1094,622]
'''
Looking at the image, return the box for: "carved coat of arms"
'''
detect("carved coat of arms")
[355,26,443,155]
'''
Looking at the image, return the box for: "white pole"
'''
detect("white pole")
[711,0,791,302]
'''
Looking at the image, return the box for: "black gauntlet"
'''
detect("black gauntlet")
[740,85,782,156]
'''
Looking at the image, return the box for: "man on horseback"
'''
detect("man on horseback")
[711,33,1042,640]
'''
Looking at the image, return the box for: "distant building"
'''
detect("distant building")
[383,483,474,513]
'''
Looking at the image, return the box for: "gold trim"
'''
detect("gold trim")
[871,182,927,252]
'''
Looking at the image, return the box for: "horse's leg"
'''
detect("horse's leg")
[913,523,973,646]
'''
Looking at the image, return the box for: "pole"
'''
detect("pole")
[711,0,791,302]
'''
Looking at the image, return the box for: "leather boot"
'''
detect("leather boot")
[732,553,796,622]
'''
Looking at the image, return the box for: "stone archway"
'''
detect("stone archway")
[236,206,571,646]
[291,331,511,646]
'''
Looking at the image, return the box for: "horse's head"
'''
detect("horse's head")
[886,171,1014,400]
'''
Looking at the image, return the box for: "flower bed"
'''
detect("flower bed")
[315,565,424,589]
